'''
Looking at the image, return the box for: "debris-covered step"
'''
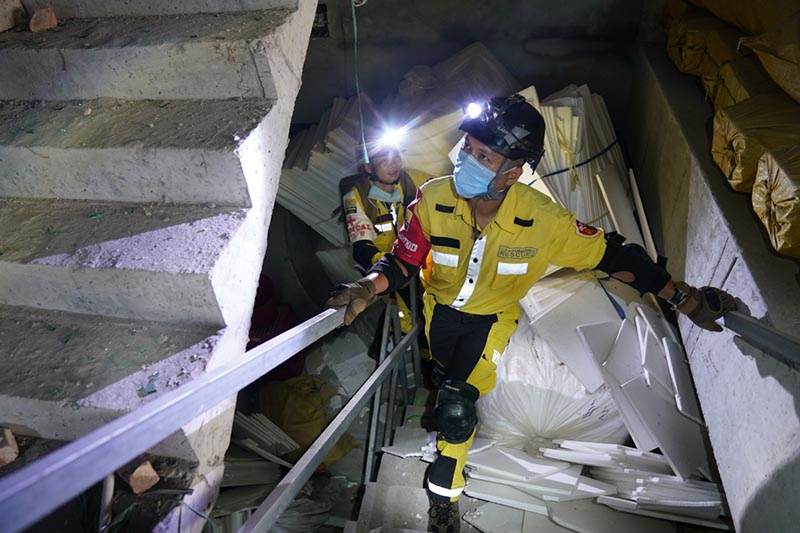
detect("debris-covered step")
[0,198,248,324]
[0,9,293,100]
[0,302,219,442]
[0,98,274,204]
[21,0,298,18]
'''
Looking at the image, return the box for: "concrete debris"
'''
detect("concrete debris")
[0,427,19,467]
[0,0,23,33]
[125,460,160,495]
[28,5,56,33]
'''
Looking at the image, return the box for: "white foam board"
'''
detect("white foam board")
[496,448,572,478]
[636,498,723,519]
[531,276,621,392]
[620,375,707,480]
[598,495,731,530]
[635,305,679,345]
[595,166,645,248]
[576,320,622,366]
[601,320,659,451]
[663,338,704,425]
[470,464,581,497]
[464,478,549,515]
[641,326,673,393]
[547,498,677,533]
[381,427,429,458]
[541,475,617,502]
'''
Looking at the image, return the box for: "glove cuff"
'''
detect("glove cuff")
[356,278,377,300]
[674,281,701,317]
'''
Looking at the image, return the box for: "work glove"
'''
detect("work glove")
[674,281,737,332]
[325,278,377,326]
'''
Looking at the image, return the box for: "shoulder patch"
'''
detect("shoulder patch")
[513,217,534,227]
[435,203,455,213]
[574,220,600,237]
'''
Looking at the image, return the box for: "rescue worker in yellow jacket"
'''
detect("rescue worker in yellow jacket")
[327,95,736,533]
[339,135,427,334]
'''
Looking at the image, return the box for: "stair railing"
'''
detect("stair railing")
[0,284,421,533]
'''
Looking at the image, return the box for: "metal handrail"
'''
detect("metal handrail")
[0,307,349,532]
[0,292,420,533]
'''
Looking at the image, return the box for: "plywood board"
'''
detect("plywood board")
[547,498,677,533]
[663,338,704,425]
[620,376,707,480]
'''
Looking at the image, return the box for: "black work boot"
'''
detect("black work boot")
[427,493,460,533]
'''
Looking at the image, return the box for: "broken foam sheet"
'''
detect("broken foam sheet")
[467,446,569,481]
[546,498,677,533]
[620,375,707,480]
[470,464,583,497]
[576,320,622,367]
[663,337,705,425]
[464,477,549,515]
[530,274,623,392]
[601,320,660,451]
[598,495,731,530]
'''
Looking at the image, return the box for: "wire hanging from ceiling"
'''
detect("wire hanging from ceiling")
[350,0,369,163]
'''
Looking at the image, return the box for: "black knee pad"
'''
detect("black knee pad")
[434,380,479,444]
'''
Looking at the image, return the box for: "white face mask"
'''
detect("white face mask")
[368,184,402,203]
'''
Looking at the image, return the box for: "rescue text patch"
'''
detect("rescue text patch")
[497,245,538,259]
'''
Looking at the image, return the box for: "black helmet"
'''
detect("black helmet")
[459,94,546,170]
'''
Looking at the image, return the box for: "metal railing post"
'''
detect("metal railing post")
[363,300,393,483]
[409,278,423,393]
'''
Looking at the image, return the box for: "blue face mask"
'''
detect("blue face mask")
[453,151,498,199]
[368,184,402,203]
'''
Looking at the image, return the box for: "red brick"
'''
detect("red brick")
[29,5,57,33]
[0,428,19,467]
[0,0,24,33]
[127,461,160,495]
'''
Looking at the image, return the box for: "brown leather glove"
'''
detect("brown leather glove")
[674,281,737,332]
[325,278,377,326]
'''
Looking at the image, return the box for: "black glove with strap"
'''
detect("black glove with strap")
[673,281,737,332]
[325,278,377,326]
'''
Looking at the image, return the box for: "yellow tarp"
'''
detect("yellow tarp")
[667,11,728,75]
[711,93,800,192]
[258,375,357,467]
[711,56,781,111]
[753,145,800,258]
[687,0,800,35]
[743,15,800,105]
[700,26,750,105]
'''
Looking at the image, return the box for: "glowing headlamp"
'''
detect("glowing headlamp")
[379,127,404,148]
[465,102,483,119]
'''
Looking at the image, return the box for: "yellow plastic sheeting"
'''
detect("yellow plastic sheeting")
[743,15,800,105]
[753,145,800,258]
[700,26,750,103]
[258,375,358,467]
[666,11,728,75]
[711,93,800,192]
[687,0,800,35]
[712,55,781,111]
[662,0,697,31]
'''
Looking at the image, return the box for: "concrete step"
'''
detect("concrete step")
[0,98,274,204]
[0,9,293,100]
[21,0,298,18]
[0,198,247,324]
[0,302,219,441]
[376,453,428,489]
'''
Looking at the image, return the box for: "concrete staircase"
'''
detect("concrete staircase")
[0,0,316,529]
